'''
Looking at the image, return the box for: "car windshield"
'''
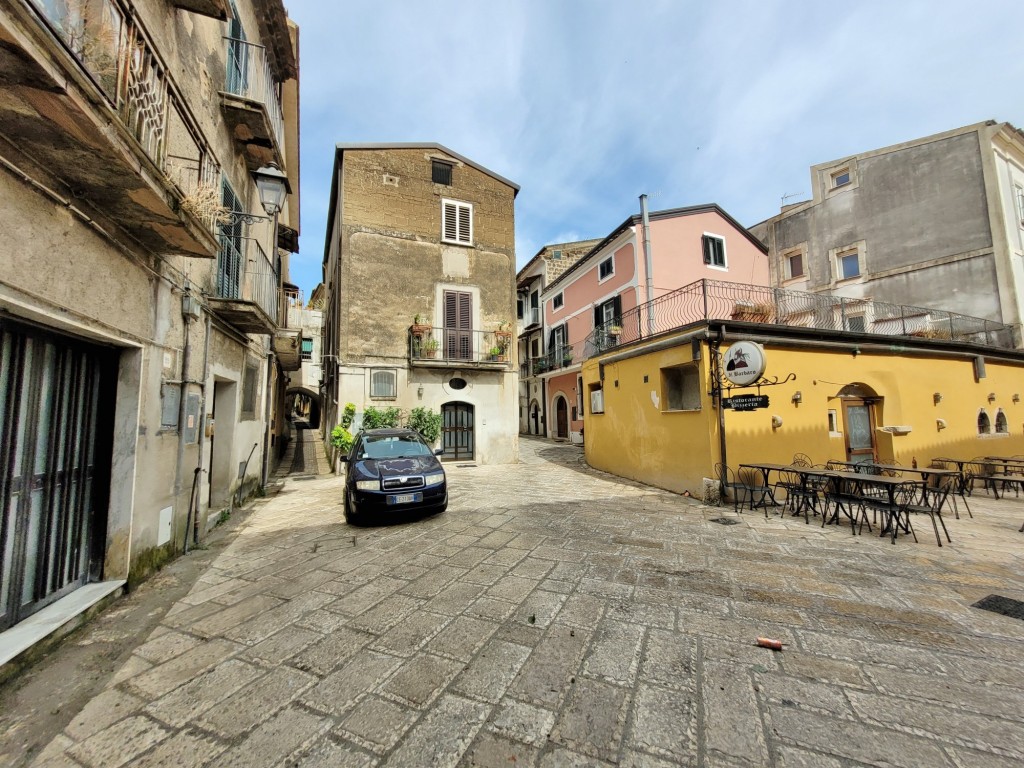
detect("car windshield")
[359,434,433,460]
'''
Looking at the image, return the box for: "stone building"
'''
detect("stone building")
[0,0,300,655]
[320,144,519,465]
[750,121,1024,346]
[515,240,600,437]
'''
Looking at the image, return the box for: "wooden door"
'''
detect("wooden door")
[842,398,877,465]
[555,397,568,439]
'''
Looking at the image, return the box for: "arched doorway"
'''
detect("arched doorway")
[442,402,474,460]
[835,383,881,465]
[554,395,568,440]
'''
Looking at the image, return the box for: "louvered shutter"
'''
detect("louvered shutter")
[458,204,471,243]
[702,235,712,264]
[443,201,458,242]
[593,305,602,329]
[444,290,472,360]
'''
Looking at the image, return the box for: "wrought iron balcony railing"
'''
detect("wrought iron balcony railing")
[26,0,223,237]
[531,345,575,375]
[213,236,279,325]
[581,279,1016,359]
[223,36,285,156]
[409,327,512,366]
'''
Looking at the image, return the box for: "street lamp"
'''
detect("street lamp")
[252,162,289,489]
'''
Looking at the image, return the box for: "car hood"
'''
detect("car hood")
[352,456,441,478]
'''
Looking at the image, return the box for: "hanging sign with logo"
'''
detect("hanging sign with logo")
[722,341,767,387]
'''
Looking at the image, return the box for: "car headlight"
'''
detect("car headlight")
[355,479,379,491]
[424,472,445,486]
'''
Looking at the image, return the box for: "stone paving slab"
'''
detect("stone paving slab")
[26,437,1024,766]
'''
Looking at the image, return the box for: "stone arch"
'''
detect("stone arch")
[287,385,321,429]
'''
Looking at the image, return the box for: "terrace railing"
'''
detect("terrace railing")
[224,37,285,154]
[582,279,1016,359]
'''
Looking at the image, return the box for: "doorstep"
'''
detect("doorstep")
[0,580,126,667]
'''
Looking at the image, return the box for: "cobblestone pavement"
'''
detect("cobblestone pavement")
[30,438,1024,767]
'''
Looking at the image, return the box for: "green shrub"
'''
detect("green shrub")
[341,402,356,429]
[362,405,402,430]
[407,407,442,443]
[330,424,353,453]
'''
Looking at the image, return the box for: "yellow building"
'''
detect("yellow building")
[582,281,1024,496]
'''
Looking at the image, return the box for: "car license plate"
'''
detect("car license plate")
[387,492,422,505]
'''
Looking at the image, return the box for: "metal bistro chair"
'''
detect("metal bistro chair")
[929,460,971,519]
[772,468,804,518]
[882,481,921,545]
[908,473,954,547]
[792,453,812,467]
[787,465,830,524]
[715,463,765,514]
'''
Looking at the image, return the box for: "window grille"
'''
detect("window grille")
[370,369,397,398]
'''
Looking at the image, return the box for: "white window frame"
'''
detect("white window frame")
[831,167,851,188]
[552,292,564,310]
[836,248,861,281]
[1015,184,1024,226]
[369,368,398,399]
[702,233,727,270]
[441,198,473,246]
[598,255,614,282]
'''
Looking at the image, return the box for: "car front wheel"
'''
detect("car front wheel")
[343,490,359,525]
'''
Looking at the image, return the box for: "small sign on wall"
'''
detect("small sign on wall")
[158,506,173,546]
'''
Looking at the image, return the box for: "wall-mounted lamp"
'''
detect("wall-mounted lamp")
[988,392,997,403]
[771,414,783,430]
[1014,394,1021,404]
[417,384,424,399]
[851,347,860,357]
[791,391,802,405]
[933,392,942,405]
[936,418,947,431]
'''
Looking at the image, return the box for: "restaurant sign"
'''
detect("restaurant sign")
[723,394,769,411]
[722,341,767,386]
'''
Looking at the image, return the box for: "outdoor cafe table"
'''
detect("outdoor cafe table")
[817,470,926,543]
[735,463,793,509]
[737,464,835,523]
[836,460,969,518]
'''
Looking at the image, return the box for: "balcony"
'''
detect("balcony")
[532,345,576,376]
[273,328,301,371]
[207,237,279,334]
[171,0,229,19]
[220,37,286,170]
[0,0,223,257]
[580,278,1017,359]
[408,327,512,370]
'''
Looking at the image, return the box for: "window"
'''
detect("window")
[995,409,1008,434]
[598,256,614,280]
[432,160,453,185]
[531,338,540,358]
[1016,184,1024,225]
[828,409,839,433]
[553,293,563,310]
[978,410,991,435]
[443,290,473,360]
[552,324,567,353]
[552,249,562,260]
[241,360,259,419]
[370,369,397,398]
[837,249,860,280]
[784,250,804,280]
[846,315,866,333]
[662,365,701,411]
[441,199,472,245]
[300,337,313,361]
[832,168,851,188]
[702,234,726,268]
[516,297,523,319]
[218,180,243,299]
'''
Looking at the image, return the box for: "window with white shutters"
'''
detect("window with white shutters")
[442,199,473,245]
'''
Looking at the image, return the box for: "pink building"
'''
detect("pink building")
[537,203,770,442]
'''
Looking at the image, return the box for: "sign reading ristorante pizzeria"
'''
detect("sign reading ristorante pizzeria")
[722,341,767,387]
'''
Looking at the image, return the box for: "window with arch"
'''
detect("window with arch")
[977,410,991,435]
[370,368,397,399]
[995,409,1008,434]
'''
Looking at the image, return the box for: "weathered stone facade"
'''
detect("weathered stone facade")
[322,144,519,465]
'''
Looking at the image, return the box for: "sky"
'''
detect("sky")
[282,0,1024,299]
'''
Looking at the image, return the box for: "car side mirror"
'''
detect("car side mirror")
[339,455,349,463]
[434,448,444,456]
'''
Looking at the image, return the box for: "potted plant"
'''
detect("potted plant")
[411,313,432,337]
[561,347,574,366]
[489,345,507,362]
[422,337,440,358]
[607,324,623,338]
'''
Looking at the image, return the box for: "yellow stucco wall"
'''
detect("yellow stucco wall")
[583,332,1024,496]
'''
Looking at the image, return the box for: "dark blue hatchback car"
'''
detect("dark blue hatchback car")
[341,428,447,524]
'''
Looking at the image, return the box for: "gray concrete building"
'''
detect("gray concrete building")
[0,0,300,660]
[320,144,519,465]
[750,121,1024,345]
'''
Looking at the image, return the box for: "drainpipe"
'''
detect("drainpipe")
[640,194,655,336]
[174,285,194,548]
[190,309,212,548]
[712,329,729,494]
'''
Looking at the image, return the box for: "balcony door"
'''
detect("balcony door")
[226,0,249,95]
[217,181,243,299]
[444,291,472,361]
